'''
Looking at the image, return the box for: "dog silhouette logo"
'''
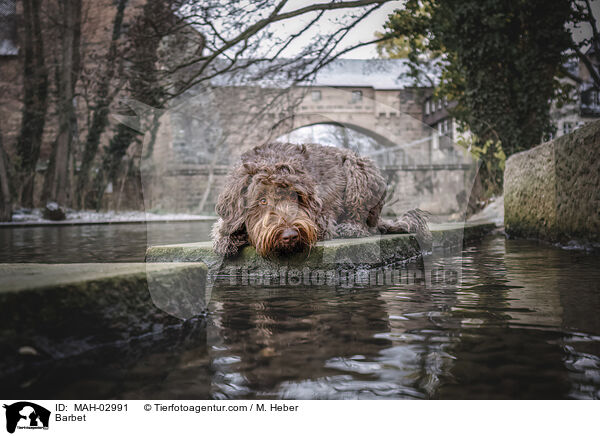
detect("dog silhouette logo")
[3,402,50,434]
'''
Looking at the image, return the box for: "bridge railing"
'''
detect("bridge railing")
[365,133,474,171]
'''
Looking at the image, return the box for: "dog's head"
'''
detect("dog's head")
[216,161,321,257]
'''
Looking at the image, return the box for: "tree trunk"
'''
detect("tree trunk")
[75,0,128,209]
[43,0,82,206]
[92,0,171,210]
[92,123,138,211]
[16,0,48,207]
[0,129,12,222]
[197,138,224,213]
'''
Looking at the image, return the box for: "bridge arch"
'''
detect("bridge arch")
[280,121,398,149]
[274,118,421,168]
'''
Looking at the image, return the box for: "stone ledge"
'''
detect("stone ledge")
[145,222,497,271]
[0,262,208,373]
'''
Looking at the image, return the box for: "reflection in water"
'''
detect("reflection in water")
[0,222,214,263]
[2,236,600,399]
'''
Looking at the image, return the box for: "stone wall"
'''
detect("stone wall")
[504,120,600,244]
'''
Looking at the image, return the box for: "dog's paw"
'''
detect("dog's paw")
[378,209,432,246]
[211,219,248,257]
[334,222,371,238]
[397,209,429,232]
[398,209,432,246]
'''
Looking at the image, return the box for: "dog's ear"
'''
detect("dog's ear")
[242,162,258,175]
[215,165,254,235]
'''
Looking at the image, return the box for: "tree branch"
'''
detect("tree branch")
[165,0,389,79]
[575,46,600,88]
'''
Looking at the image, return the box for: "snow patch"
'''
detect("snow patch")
[7,209,215,225]
[467,196,504,227]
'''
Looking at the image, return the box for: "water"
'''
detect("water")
[2,233,599,399]
[0,222,214,263]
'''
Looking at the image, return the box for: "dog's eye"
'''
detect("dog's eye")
[259,198,268,205]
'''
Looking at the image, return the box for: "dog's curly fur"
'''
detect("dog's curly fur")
[212,142,431,257]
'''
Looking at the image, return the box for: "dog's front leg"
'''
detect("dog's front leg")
[211,218,248,257]
[378,209,432,245]
[333,221,372,238]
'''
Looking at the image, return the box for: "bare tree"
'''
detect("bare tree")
[88,0,397,209]
[0,127,12,221]
[9,0,398,211]
[90,0,185,210]
[42,0,82,205]
[155,0,393,98]
[16,0,48,207]
[570,0,600,88]
[75,0,128,208]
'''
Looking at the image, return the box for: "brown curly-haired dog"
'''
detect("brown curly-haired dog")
[212,142,431,257]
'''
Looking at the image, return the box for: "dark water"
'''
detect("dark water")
[3,235,600,399]
[0,222,214,263]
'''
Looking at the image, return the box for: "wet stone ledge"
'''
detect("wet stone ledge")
[0,262,208,375]
[146,222,497,273]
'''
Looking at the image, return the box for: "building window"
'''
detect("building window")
[0,0,18,56]
[351,90,362,103]
[424,99,430,115]
[437,99,442,110]
[311,90,321,102]
[437,118,451,134]
[563,122,573,135]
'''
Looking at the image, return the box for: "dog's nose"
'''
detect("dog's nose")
[280,228,299,245]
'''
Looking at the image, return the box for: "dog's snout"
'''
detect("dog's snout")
[280,228,299,245]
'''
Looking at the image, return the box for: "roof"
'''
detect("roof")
[209,58,423,90]
[309,58,417,90]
